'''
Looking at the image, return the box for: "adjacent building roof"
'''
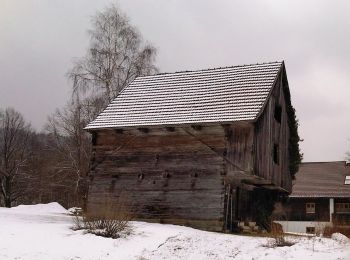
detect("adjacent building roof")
[85,61,283,130]
[290,161,350,198]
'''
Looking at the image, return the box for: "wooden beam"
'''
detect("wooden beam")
[138,128,150,133]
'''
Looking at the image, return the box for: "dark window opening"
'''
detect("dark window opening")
[306,227,315,234]
[191,172,198,178]
[273,144,279,164]
[274,104,282,123]
[92,132,97,145]
[162,172,170,178]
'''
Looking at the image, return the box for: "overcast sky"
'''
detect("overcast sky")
[1,0,350,162]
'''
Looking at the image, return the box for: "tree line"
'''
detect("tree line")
[0,4,157,208]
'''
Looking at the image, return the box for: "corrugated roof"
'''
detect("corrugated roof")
[290,161,350,198]
[85,61,283,129]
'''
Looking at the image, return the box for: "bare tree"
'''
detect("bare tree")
[42,3,158,207]
[69,3,157,104]
[46,97,95,206]
[0,108,31,207]
[22,132,58,205]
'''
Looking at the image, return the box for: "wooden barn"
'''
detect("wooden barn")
[85,61,299,232]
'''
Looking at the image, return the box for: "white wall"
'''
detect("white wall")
[275,221,332,234]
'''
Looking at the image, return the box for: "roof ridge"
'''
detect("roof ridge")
[138,61,283,78]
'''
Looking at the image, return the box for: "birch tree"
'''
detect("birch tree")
[45,3,158,207]
[69,3,157,105]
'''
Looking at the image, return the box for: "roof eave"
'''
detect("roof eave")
[84,119,255,132]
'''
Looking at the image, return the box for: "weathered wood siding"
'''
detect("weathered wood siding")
[224,123,254,175]
[88,125,227,231]
[254,71,291,192]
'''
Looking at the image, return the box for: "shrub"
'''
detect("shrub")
[267,221,295,247]
[73,194,133,238]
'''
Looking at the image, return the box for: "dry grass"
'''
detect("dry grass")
[73,194,133,239]
[266,221,295,247]
[323,226,350,238]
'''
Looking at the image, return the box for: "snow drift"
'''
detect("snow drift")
[0,203,349,260]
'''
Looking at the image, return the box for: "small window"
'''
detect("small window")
[306,227,315,234]
[273,144,279,164]
[274,104,282,123]
[306,203,315,214]
[345,176,350,184]
[335,203,350,213]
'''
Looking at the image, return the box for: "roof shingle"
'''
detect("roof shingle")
[85,61,282,129]
[290,161,350,198]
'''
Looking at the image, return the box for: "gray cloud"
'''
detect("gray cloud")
[0,0,349,161]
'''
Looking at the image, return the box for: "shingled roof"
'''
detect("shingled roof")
[85,61,283,130]
[290,161,350,198]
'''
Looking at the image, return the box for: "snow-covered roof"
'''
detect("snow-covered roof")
[290,161,350,198]
[85,61,283,130]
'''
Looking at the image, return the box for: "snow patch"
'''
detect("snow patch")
[68,207,83,215]
[0,204,350,260]
[9,202,68,215]
[331,233,349,244]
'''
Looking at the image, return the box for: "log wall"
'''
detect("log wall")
[88,125,227,231]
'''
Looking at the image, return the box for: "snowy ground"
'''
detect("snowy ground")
[0,203,349,260]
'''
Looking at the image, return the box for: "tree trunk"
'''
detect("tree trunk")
[4,177,11,208]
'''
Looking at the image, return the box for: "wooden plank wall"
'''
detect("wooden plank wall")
[224,123,254,176]
[88,125,227,231]
[254,72,292,192]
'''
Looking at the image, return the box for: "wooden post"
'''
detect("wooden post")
[329,198,334,224]
[225,185,230,231]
